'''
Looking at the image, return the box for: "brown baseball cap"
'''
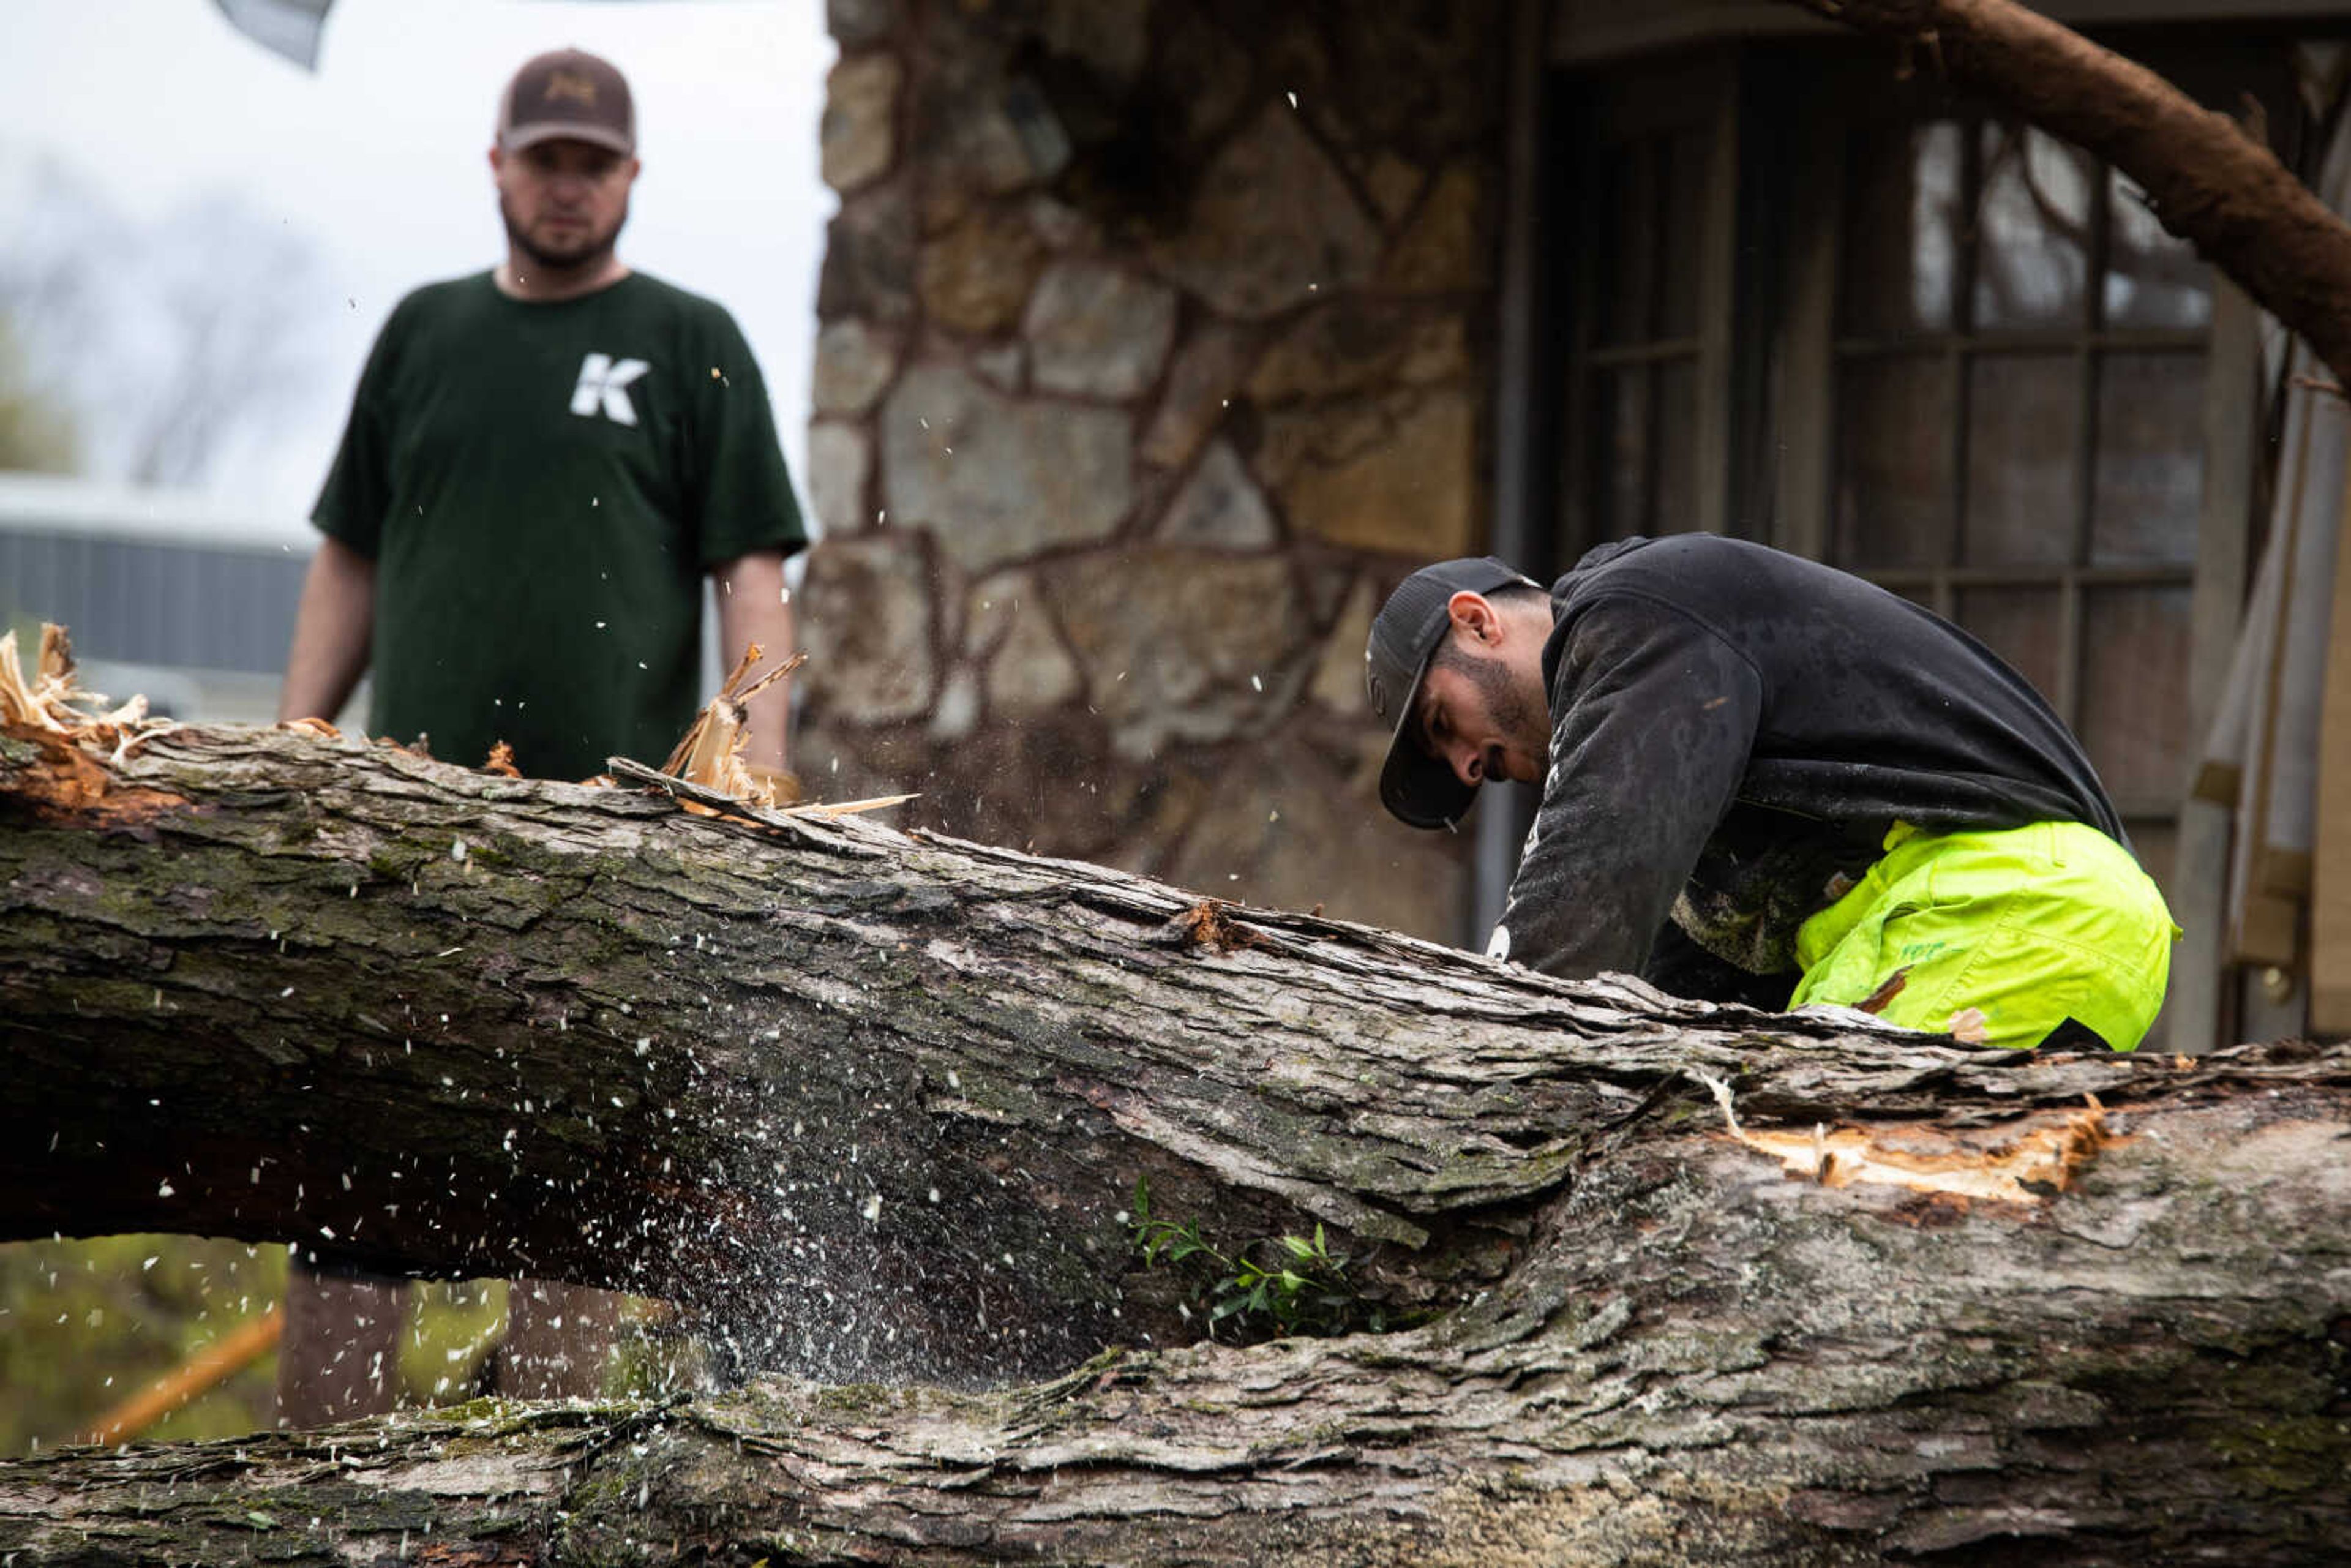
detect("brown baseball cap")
[497,49,635,156]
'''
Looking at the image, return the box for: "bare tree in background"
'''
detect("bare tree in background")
[0,152,326,488]
[0,313,76,475]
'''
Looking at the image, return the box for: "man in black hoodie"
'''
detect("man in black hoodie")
[1367,536,2177,1050]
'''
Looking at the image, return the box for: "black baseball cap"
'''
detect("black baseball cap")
[1367,556,1539,829]
[498,49,636,157]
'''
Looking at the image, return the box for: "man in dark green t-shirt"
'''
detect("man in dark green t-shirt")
[274,47,806,1424]
[280,47,806,782]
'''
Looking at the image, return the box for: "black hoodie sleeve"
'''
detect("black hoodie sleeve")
[1488,594,1764,978]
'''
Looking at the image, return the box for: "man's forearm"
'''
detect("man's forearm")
[278,538,376,725]
[713,551,793,772]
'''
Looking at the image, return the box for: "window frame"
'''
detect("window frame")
[1769,56,2266,818]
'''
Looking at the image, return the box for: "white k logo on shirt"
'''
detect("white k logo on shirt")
[570,353,650,426]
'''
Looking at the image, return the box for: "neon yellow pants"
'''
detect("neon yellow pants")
[1787,820,2179,1051]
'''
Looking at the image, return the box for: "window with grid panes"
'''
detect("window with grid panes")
[1830,115,2211,890]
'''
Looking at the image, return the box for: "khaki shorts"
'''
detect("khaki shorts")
[1787,820,2180,1051]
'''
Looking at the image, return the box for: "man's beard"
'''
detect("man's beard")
[1432,637,1544,776]
[501,192,628,274]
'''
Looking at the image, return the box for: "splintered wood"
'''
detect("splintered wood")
[656,641,912,823]
[661,641,806,808]
[1699,1072,2117,1202]
[0,624,170,746]
[1161,899,1272,955]
[0,623,187,827]
[6,621,910,835]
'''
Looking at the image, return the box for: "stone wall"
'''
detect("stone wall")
[801,0,1507,942]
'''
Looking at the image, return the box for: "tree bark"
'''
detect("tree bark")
[5,721,2351,1564]
[1781,0,2351,389]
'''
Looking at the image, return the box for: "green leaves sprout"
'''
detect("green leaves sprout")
[1128,1179,1378,1339]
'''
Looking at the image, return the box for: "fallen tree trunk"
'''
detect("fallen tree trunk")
[4,716,1802,1380]
[9,717,2146,1378]
[4,719,2351,1563]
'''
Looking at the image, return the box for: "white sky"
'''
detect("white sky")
[0,0,836,530]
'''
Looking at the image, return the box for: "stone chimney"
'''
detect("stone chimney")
[800,0,1506,942]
